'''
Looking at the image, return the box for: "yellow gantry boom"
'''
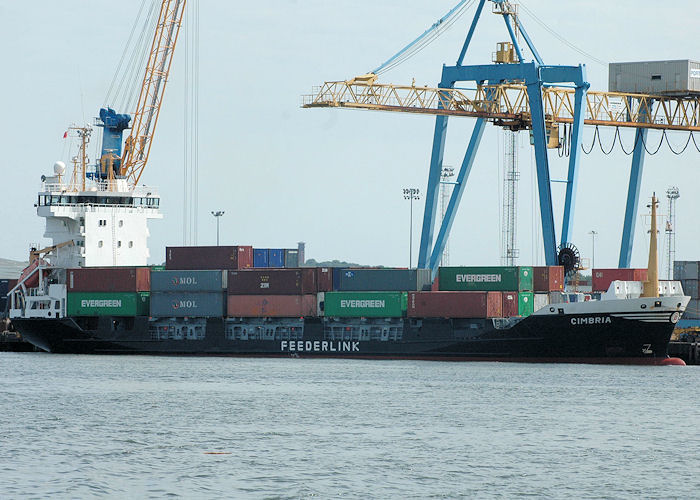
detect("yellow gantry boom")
[302,80,700,132]
[121,0,186,187]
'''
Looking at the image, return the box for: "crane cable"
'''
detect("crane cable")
[556,125,700,156]
[104,0,159,111]
[372,0,477,76]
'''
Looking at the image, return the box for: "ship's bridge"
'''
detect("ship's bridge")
[36,176,162,268]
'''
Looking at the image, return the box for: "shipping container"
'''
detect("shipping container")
[284,249,299,268]
[518,292,534,317]
[323,291,406,318]
[534,293,549,312]
[592,268,648,292]
[68,267,150,292]
[150,292,225,317]
[67,292,150,316]
[227,295,317,317]
[228,269,306,295]
[0,279,8,296]
[408,291,488,318]
[316,268,333,292]
[487,291,503,318]
[608,60,700,95]
[334,268,432,291]
[533,266,564,292]
[253,248,269,268]
[166,246,253,270]
[268,249,285,268]
[674,261,700,281]
[502,292,518,317]
[151,270,226,292]
[680,279,699,298]
[549,292,567,304]
[683,298,700,320]
[438,266,533,291]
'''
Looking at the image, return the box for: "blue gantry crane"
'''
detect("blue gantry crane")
[304,0,700,275]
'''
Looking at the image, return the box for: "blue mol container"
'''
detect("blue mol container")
[150,292,225,318]
[253,249,269,268]
[268,249,285,268]
[151,270,225,292]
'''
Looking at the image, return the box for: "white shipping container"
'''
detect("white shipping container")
[534,293,549,312]
[608,60,700,95]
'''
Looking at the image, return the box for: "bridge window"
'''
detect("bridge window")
[651,74,662,80]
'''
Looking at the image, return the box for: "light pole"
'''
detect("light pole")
[589,230,598,270]
[211,211,224,246]
[403,188,420,268]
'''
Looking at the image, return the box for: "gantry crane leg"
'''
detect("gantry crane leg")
[427,118,486,277]
[619,99,654,268]
[417,86,454,269]
[526,80,558,266]
[560,82,589,246]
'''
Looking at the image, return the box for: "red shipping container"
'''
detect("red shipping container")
[165,246,253,270]
[301,268,317,293]
[236,246,253,269]
[487,291,503,318]
[407,291,488,318]
[431,275,439,291]
[228,269,303,295]
[533,266,565,292]
[316,268,333,292]
[7,279,18,291]
[227,295,317,317]
[502,292,519,317]
[592,268,648,292]
[68,267,150,292]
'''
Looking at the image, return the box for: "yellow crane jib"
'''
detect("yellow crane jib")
[120,0,187,187]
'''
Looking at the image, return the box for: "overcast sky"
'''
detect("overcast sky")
[1,0,698,273]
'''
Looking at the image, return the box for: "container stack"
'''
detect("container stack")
[674,261,700,319]
[592,268,648,292]
[150,270,227,317]
[66,267,151,316]
[0,279,10,316]
[226,268,324,317]
[435,266,560,317]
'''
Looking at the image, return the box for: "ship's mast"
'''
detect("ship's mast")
[642,194,659,298]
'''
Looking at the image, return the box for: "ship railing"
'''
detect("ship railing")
[40,182,159,197]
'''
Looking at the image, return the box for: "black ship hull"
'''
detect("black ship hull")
[12,309,682,365]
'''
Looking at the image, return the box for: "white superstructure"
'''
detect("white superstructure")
[36,170,162,268]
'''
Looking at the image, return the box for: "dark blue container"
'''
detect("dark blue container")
[332,268,343,290]
[150,291,225,318]
[268,249,284,268]
[0,280,9,296]
[334,268,432,291]
[284,249,299,268]
[151,270,225,292]
[253,249,269,268]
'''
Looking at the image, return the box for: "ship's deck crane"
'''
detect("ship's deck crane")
[97,0,187,188]
[303,0,700,274]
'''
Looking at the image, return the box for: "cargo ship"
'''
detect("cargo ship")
[6,212,691,364]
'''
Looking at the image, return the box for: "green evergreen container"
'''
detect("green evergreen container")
[323,291,406,318]
[67,292,150,316]
[439,266,533,291]
[518,292,534,317]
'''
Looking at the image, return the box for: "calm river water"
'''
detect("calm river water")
[1,353,698,498]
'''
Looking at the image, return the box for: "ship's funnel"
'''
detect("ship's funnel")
[642,194,659,298]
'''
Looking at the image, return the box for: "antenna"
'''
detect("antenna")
[664,186,680,279]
